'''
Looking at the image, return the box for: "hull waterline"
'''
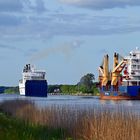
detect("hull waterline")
[100,94,140,100]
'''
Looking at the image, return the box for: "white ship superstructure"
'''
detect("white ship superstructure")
[19,64,46,96]
[123,47,140,86]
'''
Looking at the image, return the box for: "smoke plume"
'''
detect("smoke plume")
[30,40,83,62]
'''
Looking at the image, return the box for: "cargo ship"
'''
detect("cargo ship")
[19,64,47,97]
[98,47,140,100]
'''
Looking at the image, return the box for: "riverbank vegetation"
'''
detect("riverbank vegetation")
[0,73,99,95]
[0,86,19,94]
[0,84,98,95]
[0,100,140,140]
[48,73,99,95]
[48,83,99,95]
[0,113,65,140]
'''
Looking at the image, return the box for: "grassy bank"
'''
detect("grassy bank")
[0,113,65,140]
[0,100,67,140]
[0,100,140,140]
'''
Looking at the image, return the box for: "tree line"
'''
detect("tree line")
[48,73,99,95]
[0,86,19,94]
[0,73,99,95]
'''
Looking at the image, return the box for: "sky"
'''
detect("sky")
[0,0,140,86]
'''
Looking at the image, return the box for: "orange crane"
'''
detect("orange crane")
[98,54,111,87]
[111,53,127,88]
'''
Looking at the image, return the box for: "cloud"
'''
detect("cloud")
[34,0,46,13]
[0,14,23,26]
[27,15,140,37]
[1,0,140,41]
[0,0,23,12]
[0,0,140,41]
[59,0,140,9]
[23,0,46,13]
[0,12,140,41]
[0,0,46,13]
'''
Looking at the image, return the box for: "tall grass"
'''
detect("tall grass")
[0,100,140,140]
[0,113,66,140]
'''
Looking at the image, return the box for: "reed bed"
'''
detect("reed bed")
[0,99,140,140]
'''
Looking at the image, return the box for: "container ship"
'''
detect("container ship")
[98,48,140,100]
[19,64,47,97]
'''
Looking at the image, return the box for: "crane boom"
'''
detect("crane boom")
[111,55,127,86]
[98,54,110,86]
[112,59,127,73]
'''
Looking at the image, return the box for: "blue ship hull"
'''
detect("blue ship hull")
[25,80,47,97]
[100,86,140,100]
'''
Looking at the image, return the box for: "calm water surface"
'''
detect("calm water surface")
[0,94,140,114]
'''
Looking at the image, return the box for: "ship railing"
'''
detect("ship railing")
[130,56,140,59]
[131,68,140,71]
[131,61,140,64]
[131,73,140,76]
[23,69,45,72]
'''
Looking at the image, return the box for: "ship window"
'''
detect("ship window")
[132,65,136,69]
[131,71,135,75]
[131,82,137,86]
[133,54,136,57]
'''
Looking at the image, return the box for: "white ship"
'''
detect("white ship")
[19,64,47,97]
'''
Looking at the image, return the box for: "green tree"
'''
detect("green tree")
[60,85,70,94]
[78,73,95,91]
[4,87,19,94]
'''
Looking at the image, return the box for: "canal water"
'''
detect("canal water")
[0,94,140,114]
